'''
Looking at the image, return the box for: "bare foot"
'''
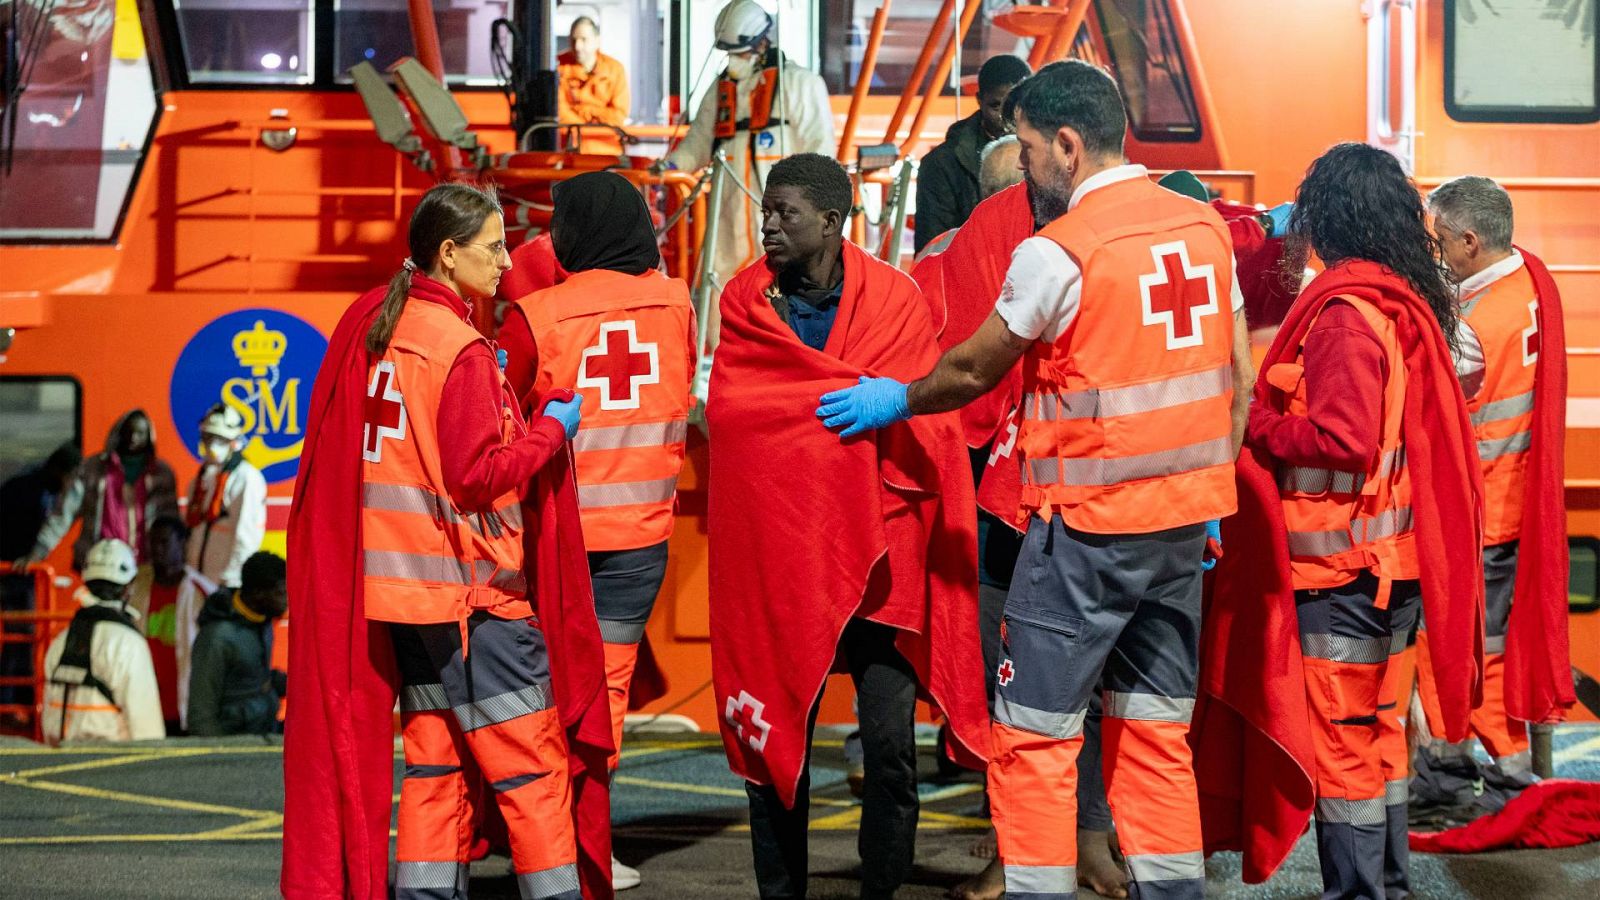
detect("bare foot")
[948,857,1004,900]
[1077,828,1128,899]
[968,827,997,860]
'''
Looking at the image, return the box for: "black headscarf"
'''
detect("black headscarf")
[550,171,661,275]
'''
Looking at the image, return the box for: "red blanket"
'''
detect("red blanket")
[1213,201,1295,328]
[1504,248,1573,724]
[1191,445,1316,883]
[1260,260,1485,739]
[501,231,569,302]
[707,241,989,807]
[1410,779,1600,853]
[282,290,614,900]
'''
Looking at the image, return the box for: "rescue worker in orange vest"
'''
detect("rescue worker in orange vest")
[818,61,1254,900]
[558,16,630,156]
[360,183,587,900]
[1247,144,1482,900]
[498,171,695,893]
[1412,175,1562,784]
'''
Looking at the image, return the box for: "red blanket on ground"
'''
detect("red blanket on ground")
[1505,248,1573,724]
[1191,445,1316,883]
[1410,779,1600,852]
[706,241,989,807]
[281,290,614,900]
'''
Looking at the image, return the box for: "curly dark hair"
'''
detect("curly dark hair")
[1282,142,1458,349]
[764,153,853,220]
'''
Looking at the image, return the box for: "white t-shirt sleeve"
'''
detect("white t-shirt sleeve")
[1455,319,1487,401]
[1230,257,1245,313]
[994,237,1083,343]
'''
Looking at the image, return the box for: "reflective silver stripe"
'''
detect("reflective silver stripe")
[1280,448,1406,496]
[1102,691,1195,724]
[401,683,450,712]
[994,696,1087,739]
[1389,627,1410,655]
[1315,797,1386,825]
[598,619,648,644]
[1301,633,1389,665]
[1385,778,1408,806]
[518,863,581,899]
[577,476,678,509]
[1022,365,1231,422]
[1126,850,1205,882]
[1004,864,1076,893]
[1478,430,1533,462]
[1287,507,1414,557]
[1485,634,1506,655]
[1471,390,1535,426]
[1495,749,1533,777]
[573,419,688,453]
[363,482,457,524]
[496,502,524,531]
[365,550,471,584]
[394,860,466,891]
[1019,367,1231,420]
[1027,436,1231,487]
[472,561,528,594]
[453,683,550,731]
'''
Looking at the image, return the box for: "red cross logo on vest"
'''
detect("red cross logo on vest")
[997,658,1016,687]
[1139,241,1219,350]
[987,407,1019,467]
[1523,298,1540,366]
[578,320,660,411]
[363,361,408,463]
[724,690,772,752]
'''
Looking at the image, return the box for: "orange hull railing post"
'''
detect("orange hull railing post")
[882,0,957,146]
[900,0,983,159]
[838,2,893,161]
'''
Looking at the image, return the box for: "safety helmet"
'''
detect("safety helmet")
[82,539,138,586]
[714,0,773,53]
[199,402,246,441]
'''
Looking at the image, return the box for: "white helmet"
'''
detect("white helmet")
[714,0,772,52]
[83,539,138,586]
[199,402,246,441]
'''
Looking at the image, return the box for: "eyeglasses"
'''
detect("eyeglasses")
[461,240,509,260]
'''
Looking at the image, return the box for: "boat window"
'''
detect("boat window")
[0,377,83,488]
[818,0,1033,98]
[0,0,159,242]
[1093,0,1201,142]
[1573,539,1600,614]
[1445,0,1599,123]
[333,0,513,86]
[174,0,316,85]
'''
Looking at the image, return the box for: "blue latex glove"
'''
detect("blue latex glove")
[544,395,583,440]
[816,376,912,438]
[1262,202,1293,239]
[1201,518,1223,571]
[495,348,509,371]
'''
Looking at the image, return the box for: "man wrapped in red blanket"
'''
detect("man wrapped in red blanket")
[706,153,988,899]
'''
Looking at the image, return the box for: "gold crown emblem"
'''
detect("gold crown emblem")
[232,321,288,376]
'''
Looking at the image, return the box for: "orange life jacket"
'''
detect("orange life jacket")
[1274,295,1417,592]
[1017,176,1238,534]
[1461,261,1538,546]
[714,57,780,141]
[515,269,695,552]
[361,299,531,624]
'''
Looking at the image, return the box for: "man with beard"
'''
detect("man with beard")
[818,61,1253,900]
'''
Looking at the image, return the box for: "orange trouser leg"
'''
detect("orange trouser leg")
[396,699,480,899]
[1470,651,1531,773]
[1100,713,1205,895]
[602,641,641,771]
[989,721,1082,899]
[462,704,578,899]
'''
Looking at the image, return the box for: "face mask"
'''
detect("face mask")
[725,54,756,81]
[201,440,233,465]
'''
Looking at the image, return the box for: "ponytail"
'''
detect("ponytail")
[366,261,417,355]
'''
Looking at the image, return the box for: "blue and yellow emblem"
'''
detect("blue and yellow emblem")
[169,309,327,483]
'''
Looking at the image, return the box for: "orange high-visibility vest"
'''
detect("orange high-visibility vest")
[515,269,695,552]
[1275,295,1418,591]
[1017,176,1238,534]
[361,299,531,624]
[1462,262,1539,545]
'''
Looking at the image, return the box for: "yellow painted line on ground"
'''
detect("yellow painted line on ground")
[4,749,210,779]
[0,832,284,846]
[613,774,854,808]
[1553,733,1600,764]
[0,745,284,757]
[194,815,285,838]
[0,776,278,820]
[917,809,991,829]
